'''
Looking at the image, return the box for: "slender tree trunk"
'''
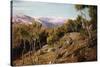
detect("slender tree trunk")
[80,11,92,38]
[86,26,92,39]
[29,41,33,64]
[39,40,41,49]
[22,40,25,64]
[31,40,35,64]
[34,39,36,53]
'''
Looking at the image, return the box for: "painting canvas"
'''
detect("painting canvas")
[11,1,97,66]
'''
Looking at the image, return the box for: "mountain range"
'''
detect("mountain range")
[12,14,67,28]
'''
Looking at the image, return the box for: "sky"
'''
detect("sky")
[12,1,90,19]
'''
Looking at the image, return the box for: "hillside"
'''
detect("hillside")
[11,18,97,66]
[12,31,97,66]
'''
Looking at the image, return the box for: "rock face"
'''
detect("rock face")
[69,32,85,41]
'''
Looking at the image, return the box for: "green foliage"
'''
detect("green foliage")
[89,6,97,30]
[75,5,97,29]
[75,5,89,11]
[63,19,82,32]
[47,35,54,45]
[75,5,97,38]
[12,21,43,48]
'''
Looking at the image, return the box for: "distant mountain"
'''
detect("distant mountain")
[12,14,67,28]
[12,14,34,24]
[35,17,67,28]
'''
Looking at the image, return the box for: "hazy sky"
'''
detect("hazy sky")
[12,1,90,19]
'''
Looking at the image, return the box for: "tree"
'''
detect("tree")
[19,24,32,64]
[75,5,97,38]
[89,6,97,30]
